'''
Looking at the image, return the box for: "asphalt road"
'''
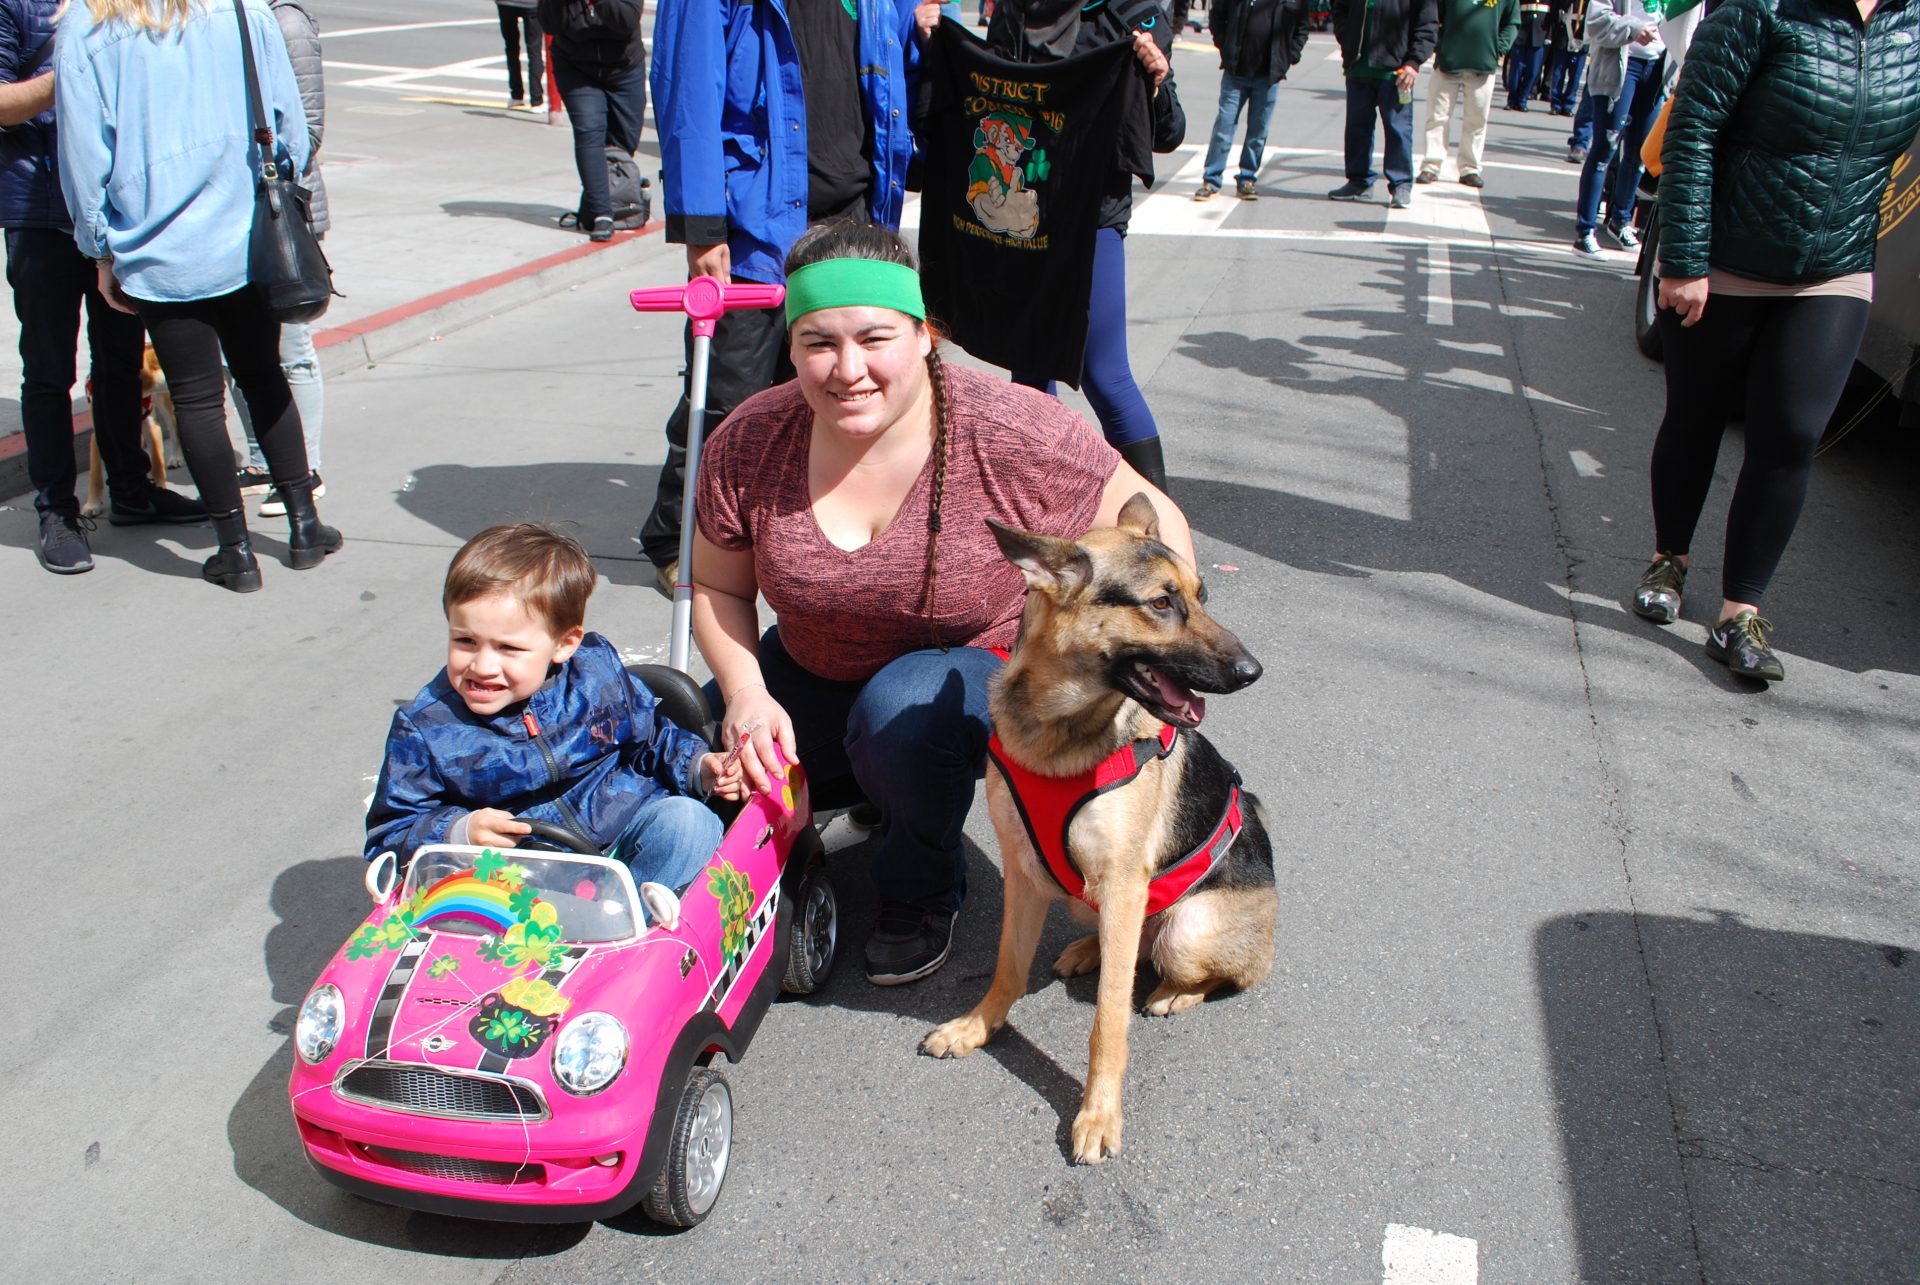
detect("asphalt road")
[2,5,1916,1283]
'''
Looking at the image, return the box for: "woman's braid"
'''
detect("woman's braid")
[922,346,953,650]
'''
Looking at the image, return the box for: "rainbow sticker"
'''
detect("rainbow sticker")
[410,870,521,934]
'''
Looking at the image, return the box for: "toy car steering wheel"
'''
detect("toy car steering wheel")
[517,819,603,855]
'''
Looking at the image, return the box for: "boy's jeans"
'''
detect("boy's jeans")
[1204,73,1280,188]
[607,795,724,919]
[1421,69,1493,178]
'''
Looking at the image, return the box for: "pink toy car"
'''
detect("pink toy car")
[289,716,838,1226]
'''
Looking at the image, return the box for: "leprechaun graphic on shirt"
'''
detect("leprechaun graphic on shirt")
[968,111,1041,240]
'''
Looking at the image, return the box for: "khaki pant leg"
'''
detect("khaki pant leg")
[1459,71,1494,176]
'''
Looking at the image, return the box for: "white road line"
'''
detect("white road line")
[321,60,417,74]
[321,19,497,40]
[342,56,508,91]
[1570,449,1605,477]
[1426,242,1453,326]
[1382,1224,1479,1285]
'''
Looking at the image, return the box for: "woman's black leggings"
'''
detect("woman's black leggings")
[1649,292,1868,605]
[137,286,308,517]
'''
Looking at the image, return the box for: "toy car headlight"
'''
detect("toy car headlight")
[552,1012,628,1096]
[296,984,344,1065]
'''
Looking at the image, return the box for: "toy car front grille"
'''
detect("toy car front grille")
[335,1060,550,1122]
[363,1147,533,1186]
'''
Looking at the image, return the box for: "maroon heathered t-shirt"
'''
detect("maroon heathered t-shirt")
[697,364,1120,682]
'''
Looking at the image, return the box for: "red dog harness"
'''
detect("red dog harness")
[986,723,1243,916]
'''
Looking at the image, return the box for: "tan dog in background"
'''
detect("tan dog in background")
[922,495,1278,1164]
[81,342,180,517]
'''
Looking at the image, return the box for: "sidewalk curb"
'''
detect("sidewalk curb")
[1,222,667,501]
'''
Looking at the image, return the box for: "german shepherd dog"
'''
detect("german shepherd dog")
[923,494,1278,1164]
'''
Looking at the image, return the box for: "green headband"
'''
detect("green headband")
[784,258,926,326]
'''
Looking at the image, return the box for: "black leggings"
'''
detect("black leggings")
[137,287,308,516]
[1649,292,1868,605]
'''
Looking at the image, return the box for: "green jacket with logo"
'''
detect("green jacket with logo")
[1435,0,1520,73]
[1659,0,1920,282]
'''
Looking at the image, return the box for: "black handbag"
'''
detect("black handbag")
[231,0,333,323]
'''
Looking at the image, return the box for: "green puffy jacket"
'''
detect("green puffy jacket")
[1659,0,1920,283]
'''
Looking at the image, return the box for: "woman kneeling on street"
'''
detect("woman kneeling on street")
[691,221,1195,985]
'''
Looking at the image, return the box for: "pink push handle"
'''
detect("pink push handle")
[629,275,787,339]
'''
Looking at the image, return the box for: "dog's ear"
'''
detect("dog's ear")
[1116,492,1161,541]
[986,518,1092,595]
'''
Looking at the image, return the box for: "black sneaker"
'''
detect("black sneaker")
[1328,179,1373,202]
[590,216,615,243]
[1706,612,1785,682]
[846,802,881,832]
[236,466,273,496]
[108,483,208,526]
[1631,553,1686,624]
[864,901,956,985]
[37,508,95,574]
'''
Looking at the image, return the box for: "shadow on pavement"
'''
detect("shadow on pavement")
[229,857,590,1257]
[441,199,572,231]
[1172,239,1920,677]
[1537,911,1919,1284]
[394,460,661,589]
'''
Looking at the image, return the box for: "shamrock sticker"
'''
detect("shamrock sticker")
[427,954,461,980]
[708,861,753,962]
[346,911,416,960]
[480,902,565,970]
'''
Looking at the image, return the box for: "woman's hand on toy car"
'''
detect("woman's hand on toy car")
[721,688,797,796]
[469,807,532,849]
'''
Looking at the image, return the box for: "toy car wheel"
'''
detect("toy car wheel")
[642,1067,734,1228]
[782,868,839,995]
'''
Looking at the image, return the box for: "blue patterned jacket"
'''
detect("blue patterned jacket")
[365,633,710,865]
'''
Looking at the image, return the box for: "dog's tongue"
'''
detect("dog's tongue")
[1148,668,1206,727]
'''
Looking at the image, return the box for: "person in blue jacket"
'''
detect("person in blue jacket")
[635,0,943,598]
[366,525,743,901]
[55,0,340,593]
[0,0,206,575]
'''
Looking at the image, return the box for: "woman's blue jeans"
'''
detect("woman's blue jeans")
[723,628,1003,914]
[1575,55,1664,236]
[1204,73,1280,188]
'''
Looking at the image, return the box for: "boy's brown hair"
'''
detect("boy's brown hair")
[443,524,597,634]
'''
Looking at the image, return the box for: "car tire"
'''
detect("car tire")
[1634,209,1664,362]
[641,1066,733,1228]
[782,867,839,995]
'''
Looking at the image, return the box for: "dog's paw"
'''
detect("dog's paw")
[922,1014,993,1059]
[1144,983,1209,1017]
[1070,1105,1123,1165]
[1052,934,1102,978]
[79,496,107,518]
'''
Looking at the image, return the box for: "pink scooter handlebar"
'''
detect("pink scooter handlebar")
[629,276,787,338]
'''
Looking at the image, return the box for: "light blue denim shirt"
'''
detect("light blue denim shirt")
[54,0,308,303]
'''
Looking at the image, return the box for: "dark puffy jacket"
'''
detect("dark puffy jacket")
[1660,0,1920,282]
[1213,0,1313,82]
[0,0,66,230]
[538,0,646,75]
[1330,0,1440,72]
[271,0,327,234]
[365,633,710,865]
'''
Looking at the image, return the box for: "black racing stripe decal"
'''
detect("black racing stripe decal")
[474,946,592,1076]
[365,938,429,1058]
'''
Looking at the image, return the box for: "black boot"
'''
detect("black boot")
[204,508,263,592]
[1115,435,1169,494]
[280,472,343,569]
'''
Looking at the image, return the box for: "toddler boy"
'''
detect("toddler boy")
[366,524,742,898]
